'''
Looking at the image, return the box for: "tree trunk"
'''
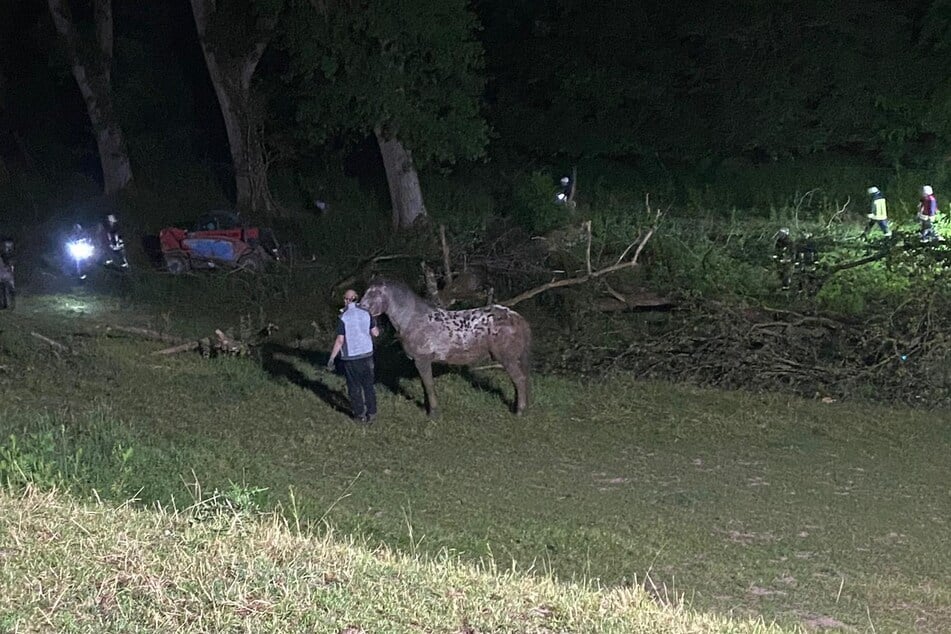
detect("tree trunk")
[375,127,427,229]
[46,0,133,195]
[206,74,270,216]
[189,0,275,218]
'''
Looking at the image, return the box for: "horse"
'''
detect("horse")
[359,279,532,416]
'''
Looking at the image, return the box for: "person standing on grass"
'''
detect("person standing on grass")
[862,186,891,238]
[326,289,380,424]
[918,185,938,242]
[918,185,940,242]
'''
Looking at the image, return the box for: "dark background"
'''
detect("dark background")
[1,0,949,226]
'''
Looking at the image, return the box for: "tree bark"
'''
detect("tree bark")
[375,127,427,229]
[46,0,133,195]
[189,0,275,218]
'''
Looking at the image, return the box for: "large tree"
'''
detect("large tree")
[189,0,280,217]
[45,0,133,195]
[284,0,488,229]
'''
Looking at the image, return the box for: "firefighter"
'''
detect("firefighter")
[862,186,891,238]
[101,213,129,268]
[918,185,941,242]
[773,227,795,290]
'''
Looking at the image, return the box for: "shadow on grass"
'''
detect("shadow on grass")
[259,343,351,416]
[457,366,513,412]
[374,338,514,413]
[260,337,514,416]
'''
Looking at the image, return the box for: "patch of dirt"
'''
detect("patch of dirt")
[798,613,847,630]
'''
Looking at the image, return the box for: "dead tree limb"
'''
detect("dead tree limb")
[594,287,673,311]
[333,253,417,291]
[568,166,578,206]
[584,220,593,276]
[501,225,656,307]
[825,197,851,229]
[421,262,445,307]
[439,224,453,285]
[824,251,891,275]
[104,325,186,344]
[152,341,201,355]
[215,329,248,355]
[31,331,69,353]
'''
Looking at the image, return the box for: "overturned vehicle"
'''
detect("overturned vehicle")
[159,211,280,275]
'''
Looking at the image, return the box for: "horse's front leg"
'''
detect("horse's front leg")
[414,359,439,418]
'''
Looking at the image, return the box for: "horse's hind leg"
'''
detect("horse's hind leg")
[501,353,530,415]
[414,359,439,418]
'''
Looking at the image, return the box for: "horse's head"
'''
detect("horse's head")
[358,283,389,316]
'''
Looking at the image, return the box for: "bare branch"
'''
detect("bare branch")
[153,341,201,356]
[104,325,186,344]
[501,225,657,307]
[584,220,592,276]
[825,196,851,230]
[31,331,69,354]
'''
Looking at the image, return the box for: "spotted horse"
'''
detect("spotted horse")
[359,278,532,416]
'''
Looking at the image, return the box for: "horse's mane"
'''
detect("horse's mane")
[368,276,435,309]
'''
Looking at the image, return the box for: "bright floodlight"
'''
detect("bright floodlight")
[68,240,95,261]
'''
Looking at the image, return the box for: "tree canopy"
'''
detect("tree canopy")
[282,0,488,168]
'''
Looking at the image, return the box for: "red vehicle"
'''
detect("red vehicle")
[159,211,280,275]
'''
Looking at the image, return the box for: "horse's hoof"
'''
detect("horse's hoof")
[427,409,441,420]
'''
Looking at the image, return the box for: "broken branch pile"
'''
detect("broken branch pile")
[103,320,277,358]
[550,298,951,407]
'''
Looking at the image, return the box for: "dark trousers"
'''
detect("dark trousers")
[342,357,376,418]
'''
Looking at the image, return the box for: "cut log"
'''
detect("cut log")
[152,341,201,356]
[215,329,249,356]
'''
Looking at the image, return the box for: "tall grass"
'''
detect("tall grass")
[0,486,796,633]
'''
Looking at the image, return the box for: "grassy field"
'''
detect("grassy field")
[0,489,792,633]
[0,286,949,632]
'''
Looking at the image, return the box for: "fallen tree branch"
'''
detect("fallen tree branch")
[30,331,69,353]
[104,325,186,344]
[149,322,273,357]
[440,224,452,285]
[215,329,249,356]
[593,292,674,312]
[501,225,657,307]
[824,250,890,275]
[333,252,417,291]
[152,341,201,355]
[584,220,593,276]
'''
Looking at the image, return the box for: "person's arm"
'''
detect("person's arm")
[327,335,345,368]
[370,315,380,338]
[327,319,346,368]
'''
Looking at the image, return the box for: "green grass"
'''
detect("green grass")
[0,289,949,632]
[0,488,792,633]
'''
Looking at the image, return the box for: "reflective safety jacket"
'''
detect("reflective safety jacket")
[869,193,887,220]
